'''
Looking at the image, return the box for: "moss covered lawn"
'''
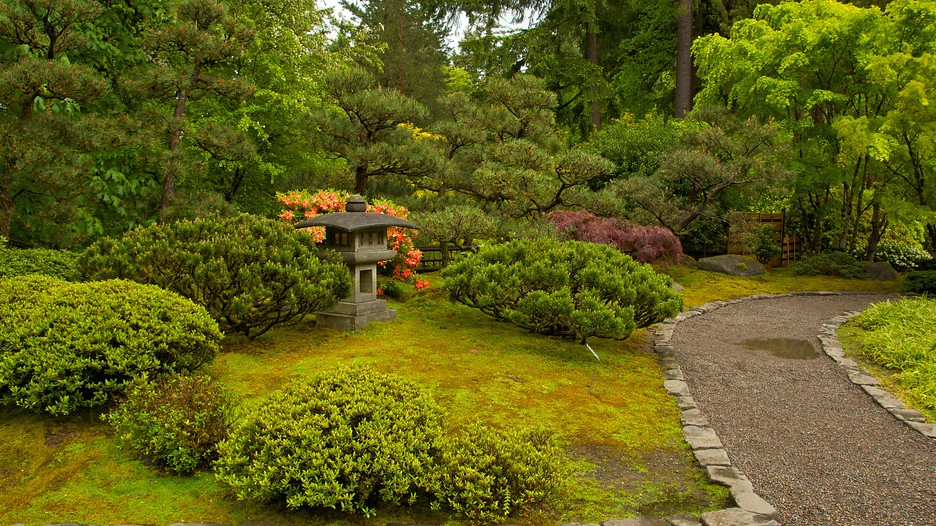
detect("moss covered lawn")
[0,268,900,525]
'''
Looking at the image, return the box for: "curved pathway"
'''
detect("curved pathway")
[664,293,935,526]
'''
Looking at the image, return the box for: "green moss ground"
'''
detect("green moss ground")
[1,268,898,525]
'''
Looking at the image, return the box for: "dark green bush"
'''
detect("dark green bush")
[214,367,444,516]
[433,423,566,523]
[79,213,352,338]
[0,241,80,281]
[903,270,936,294]
[104,374,232,474]
[442,239,683,341]
[791,251,867,279]
[0,276,221,416]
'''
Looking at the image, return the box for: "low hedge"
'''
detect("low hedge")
[104,374,232,475]
[79,213,352,338]
[0,242,80,281]
[443,239,682,342]
[214,367,445,516]
[0,276,221,415]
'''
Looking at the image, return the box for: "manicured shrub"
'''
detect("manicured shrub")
[902,270,936,294]
[0,240,80,281]
[0,276,221,416]
[104,374,232,474]
[548,210,684,264]
[79,213,352,338]
[443,239,683,342]
[214,367,444,516]
[433,423,567,523]
[791,251,867,279]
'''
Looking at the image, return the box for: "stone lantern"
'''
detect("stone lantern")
[294,195,419,331]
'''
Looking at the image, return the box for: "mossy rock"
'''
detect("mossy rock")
[696,255,766,277]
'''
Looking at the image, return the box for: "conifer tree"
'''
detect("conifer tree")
[0,0,107,243]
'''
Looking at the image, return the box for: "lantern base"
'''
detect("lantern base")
[315,299,397,331]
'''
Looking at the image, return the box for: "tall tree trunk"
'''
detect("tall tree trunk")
[159,62,200,222]
[355,162,369,195]
[675,0,693,118]
[586,28,601,132]
[0,164,13,239]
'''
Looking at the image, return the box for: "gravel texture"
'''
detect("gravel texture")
[668,294,936,526]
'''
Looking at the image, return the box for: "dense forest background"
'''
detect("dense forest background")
[1,0,933,263]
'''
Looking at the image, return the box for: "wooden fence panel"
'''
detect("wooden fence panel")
[726,212,799,267]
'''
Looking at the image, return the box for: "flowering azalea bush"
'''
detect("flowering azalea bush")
[277,190,427,289]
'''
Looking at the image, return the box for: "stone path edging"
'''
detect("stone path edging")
[817,312,936,440]
[650,290,932,526]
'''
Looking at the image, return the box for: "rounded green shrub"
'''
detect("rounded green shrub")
[433,423,567,523]
[104,374,232,474]
[0,241,80,281]
[903,270,936,294]
[442,239,683,341]
[791,251,867,279]
[0,276,222,415]
[214,367,444,516]
[79,213,352,338]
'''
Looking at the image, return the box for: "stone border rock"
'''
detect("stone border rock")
[817,312,936,440]
[654,290,935,526]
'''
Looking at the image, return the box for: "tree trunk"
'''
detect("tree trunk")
[675,0,694,118]
[0,165,13,239]
[159,61,200,222]
[355,162,369,195]
[586,28,601,132]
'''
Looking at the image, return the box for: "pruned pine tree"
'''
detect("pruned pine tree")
[0,0,107,243]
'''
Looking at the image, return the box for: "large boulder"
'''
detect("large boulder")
[697,255,766,277]
[864,261,899,281]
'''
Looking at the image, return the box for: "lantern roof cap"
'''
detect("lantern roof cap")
[293,195,419,232]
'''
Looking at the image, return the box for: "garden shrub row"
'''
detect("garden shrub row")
[791,251,867,278]
[79,213,352,339]
[211,367,565,521]
[443,238,683,342]
[104,373,232,474]
[0,239,80,281]
[0,275,221,415]
[902,270,936,294]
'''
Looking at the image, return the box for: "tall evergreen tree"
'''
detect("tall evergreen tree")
[0,0,107,244]
[125,0,253,221]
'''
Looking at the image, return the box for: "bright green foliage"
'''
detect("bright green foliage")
[78,214,352,338]
[103,374,232,474]
[214,367,444,516]
[902,270,936,294]
[791,252,868,279]
[0,276,221,416]
[0,243,79,281]
[693,0,936,255]
[853,297,936,416]
[433,422,567,523]
[443,239,682,342]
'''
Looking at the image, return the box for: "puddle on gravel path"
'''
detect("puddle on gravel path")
[741,338,818,359]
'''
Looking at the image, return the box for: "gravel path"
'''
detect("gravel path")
[668,294,936,526]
